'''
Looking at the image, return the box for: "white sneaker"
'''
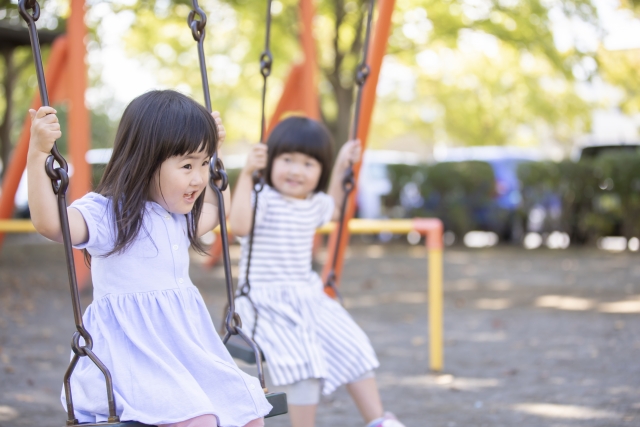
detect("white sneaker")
[367,412,406,427]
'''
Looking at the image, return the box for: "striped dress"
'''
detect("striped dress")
[235,185,379,395]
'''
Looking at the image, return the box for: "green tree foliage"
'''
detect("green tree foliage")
[518,154,640,242]
[597,47,640,115]
[114,0,601,149]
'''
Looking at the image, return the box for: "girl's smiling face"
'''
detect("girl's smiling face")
[149,149,211,214]
[270,151,322,199]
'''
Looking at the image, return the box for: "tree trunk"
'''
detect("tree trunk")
[322,0,367,155]
[0,46,15,179]
[331,84,353,151]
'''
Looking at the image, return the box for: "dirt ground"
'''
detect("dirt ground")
[0,234,638,427]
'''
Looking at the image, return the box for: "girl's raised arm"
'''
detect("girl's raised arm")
[327,139,361,221]
[27,107,89,245]
[229,144,268,237]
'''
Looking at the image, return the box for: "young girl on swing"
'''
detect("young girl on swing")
[229,116,405,427]
[27,90,272,427]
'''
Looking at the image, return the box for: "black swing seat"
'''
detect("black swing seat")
[225,334,264,364]
[265,391,288,417]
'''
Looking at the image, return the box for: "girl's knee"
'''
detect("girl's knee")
[285,378,321,406]
[348,370,375,384]
[159,414,218,427]
[243,418,265,427]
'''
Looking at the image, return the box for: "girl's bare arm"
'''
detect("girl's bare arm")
[27,107,89,245]
[229,144,268,237]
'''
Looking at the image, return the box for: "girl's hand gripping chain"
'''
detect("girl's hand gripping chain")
[212,111,226,148]
[245,144,268,175]
[28,106,61,154]
[229,143,267,237]
[328,139,362,221]
[336,139,362,170]
[27,107,89,245]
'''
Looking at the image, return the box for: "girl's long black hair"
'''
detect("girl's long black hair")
[265,116,334,192]
[94,90,217,258]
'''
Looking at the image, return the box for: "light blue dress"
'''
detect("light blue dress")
[63,192,272,426]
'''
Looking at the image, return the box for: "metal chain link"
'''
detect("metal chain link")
[18,0,120,424]
[325,0,376,299]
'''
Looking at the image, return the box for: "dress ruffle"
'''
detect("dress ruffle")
[235,280,379,395]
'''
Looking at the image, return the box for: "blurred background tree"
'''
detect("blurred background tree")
[1,0,638,156]
[105,0,603,149]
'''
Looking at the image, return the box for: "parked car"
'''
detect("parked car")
[433,146,543,241]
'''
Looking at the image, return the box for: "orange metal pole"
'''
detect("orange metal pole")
[322,0,396,287]
[266,64,305,133]
[266,0,319,133]
[67,0,91,287]
[0,36,68,249]
[299,0,319,120]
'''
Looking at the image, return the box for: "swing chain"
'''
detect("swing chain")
[187,0,207,42]
[209,154,228,192]
[19,0,121,423]
[190,0,269,389]
[260,51,273,78]
[19,0,39,20]
[355,63,370,87]
[324,0,376,297]
[235,0,274,341]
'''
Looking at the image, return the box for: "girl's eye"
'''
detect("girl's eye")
[183,164,192,170]
[202,160,209,166]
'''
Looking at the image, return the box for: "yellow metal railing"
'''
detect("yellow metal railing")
[0,219,36,233]
[0,217,445,371]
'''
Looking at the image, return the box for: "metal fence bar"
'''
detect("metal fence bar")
[1,217,444,371]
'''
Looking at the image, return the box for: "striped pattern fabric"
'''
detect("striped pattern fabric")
[236,186,379,394]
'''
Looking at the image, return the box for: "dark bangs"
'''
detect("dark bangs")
[95,90,217,257]
[265,116,334,192]
[149,92,217,161]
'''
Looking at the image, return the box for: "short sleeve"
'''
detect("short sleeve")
[69,192,114,254]
[313,192,335,227]
[252,184,274,228]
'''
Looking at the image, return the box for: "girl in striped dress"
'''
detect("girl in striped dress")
[230,116,405,427]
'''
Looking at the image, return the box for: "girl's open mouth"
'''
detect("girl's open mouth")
[184,191,196,202]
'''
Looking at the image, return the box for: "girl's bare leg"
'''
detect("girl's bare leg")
[289,404,317,427]
[346,377,384,424]
[159,415,263,427]
[159,414,218,427]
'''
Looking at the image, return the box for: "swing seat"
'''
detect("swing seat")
[225,334,264,364]
[265,391,288,418]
